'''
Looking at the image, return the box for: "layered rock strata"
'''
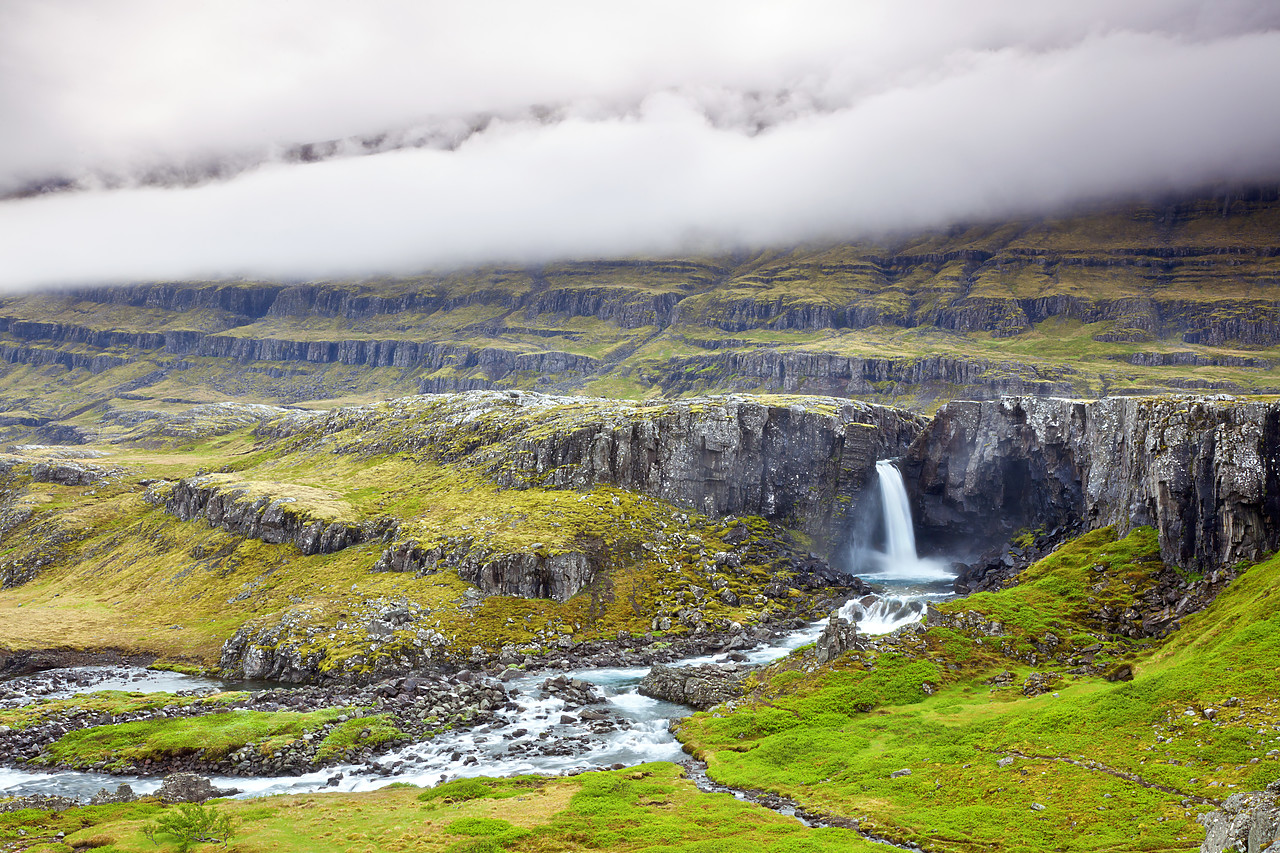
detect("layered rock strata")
[904,395,1280,571]
[267,391,925,551]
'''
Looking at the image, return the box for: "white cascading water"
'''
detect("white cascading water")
[877,459,918,564]
[864,460,953,582]
[837,460,955,635]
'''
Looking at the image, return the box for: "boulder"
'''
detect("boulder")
[638,663,751,710]
[1199,782,1280,853]
[156,773,240,804]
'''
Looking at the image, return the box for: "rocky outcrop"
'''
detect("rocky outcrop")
[1198,782,1280,853]
[156,773,240,804]
[268,391,925,553]
[373,536,599,602]
[155,477,388,556]
[653,351,1079,401]
[815,612,861,664]
[173,334,600,380]
[638,662,752,709]
[903,396,1280,571]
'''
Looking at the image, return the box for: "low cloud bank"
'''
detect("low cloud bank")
[1,1,1278,288]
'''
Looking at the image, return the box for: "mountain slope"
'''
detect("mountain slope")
[0,188,1278,446]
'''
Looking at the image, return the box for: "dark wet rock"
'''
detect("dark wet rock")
[638,662,751,710]
[1199,782,1280,853]
[156,773,241,803]
[905,395,1280,574]
[539,675,603,707]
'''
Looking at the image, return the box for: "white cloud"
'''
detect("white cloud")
[1,0,1278,288]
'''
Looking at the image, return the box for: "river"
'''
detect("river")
[1,461,952,803]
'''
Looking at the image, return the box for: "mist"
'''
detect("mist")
[2,0,1279,289]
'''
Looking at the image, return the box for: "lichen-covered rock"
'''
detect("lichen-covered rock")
[637,662,751,710]
[264,391,925,555]
[815,613,860,664]
[155,773,240,803]
[154,476,389,556]
[1198,782,1280,853]
[372,537,597,601]
[904,395,1280,571]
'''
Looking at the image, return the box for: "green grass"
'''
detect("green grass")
[1,764,881,853]
[36,707,346,770]
[677,530,1280,852]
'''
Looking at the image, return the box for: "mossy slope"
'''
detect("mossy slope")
[0,189,1278,429]
[0,394,866,676]
[678,528,1280,852]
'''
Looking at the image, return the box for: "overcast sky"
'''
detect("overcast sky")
[2,0,1279,289]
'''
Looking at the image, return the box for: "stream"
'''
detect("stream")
[1,461,953,811]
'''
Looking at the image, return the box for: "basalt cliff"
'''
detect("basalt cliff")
[1,189,1280,853]
[904,395,1280,574]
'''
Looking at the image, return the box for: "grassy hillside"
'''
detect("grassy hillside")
[0,764,883,853]
[676,527,1280,852]
[3,527,1277,850]
[0,396,857,675]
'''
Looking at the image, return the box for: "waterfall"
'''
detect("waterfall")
[833,460,955,636]
[858,460,953,583]
[876,459,918,563]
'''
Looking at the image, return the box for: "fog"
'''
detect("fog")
[2,0,1279,288]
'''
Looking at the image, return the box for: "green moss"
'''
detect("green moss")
[38,707,345,770]
[676,533,1280,851]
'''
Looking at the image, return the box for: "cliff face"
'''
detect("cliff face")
[903,395,1280,571]
[267,391,925,554]
[154,478,382,556]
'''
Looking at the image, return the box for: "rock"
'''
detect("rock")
[905,396,1280,574]
[0,794,80,814]
[540,675,603,707]
[156,773,241,804]
[1021,672,1062,696]
[997,756,1017,768]
[89,784,136,805]
[264,391,924,554]
[638,663,752,710]
[815,613,860,665]
[1198,783,1280,853]
[156,477,383,557]
[890,768,912,778]
[1106,663,1134,682]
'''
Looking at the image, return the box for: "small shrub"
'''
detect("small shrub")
[143,802,235,852]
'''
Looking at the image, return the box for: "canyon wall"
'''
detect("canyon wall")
[903,395,1280,571]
